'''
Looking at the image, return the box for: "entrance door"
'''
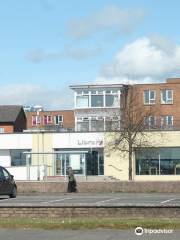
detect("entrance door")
[86,150,104,175]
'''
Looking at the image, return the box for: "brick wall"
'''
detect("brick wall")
[0,206,179,218]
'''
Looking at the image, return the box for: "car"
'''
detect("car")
[0,166,17,198]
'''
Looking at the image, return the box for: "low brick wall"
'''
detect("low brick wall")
[0,206,180,219]
[17,181,180,193]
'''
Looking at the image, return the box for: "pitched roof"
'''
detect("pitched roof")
[0,105,24,123]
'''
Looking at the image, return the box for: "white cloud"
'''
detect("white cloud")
[27,49,62,63]
[0,84,73,110]
[27,46,103,62]
[67,5,145,39]
[99,36,180,84]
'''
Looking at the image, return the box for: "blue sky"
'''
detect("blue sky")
[1,0,180,109]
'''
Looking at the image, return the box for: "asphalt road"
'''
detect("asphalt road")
[0,193,180,206]
[0,229,179,240]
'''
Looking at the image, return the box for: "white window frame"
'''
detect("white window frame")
[144,90,156,105]
[161,116,173,129]
[54,115,63,125]
[75,89,121,109]
[32,115,41,126]
[144,116,156,128]
[0,128,5,133]
[43,115,52,125]
[161,89,173,104]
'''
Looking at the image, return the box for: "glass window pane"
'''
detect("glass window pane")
[91,120,104,131]
[91,95,103,107]
[144,91,149,103]
[76,96,89,108]
[105,95,119,107]
[10,149,31,166]
[77,121,89,132]
[161,90,166,103]
[136,147,180,175]
[150,91,154,99]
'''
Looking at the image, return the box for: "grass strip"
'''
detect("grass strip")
[0,218,179,230]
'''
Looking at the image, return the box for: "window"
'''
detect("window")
[54,115,63,125]
[43,115,52,125]
[91,95,103,107]
[144,116,156,128]
[144,90,156,104]
[75,88,121,109]
[10,149,31,166]
[76,96,89,108]
[91,119,104,131]
[105,117,120,131]
[32,115,41,126]
[76,118,89,132]
[105,95,119,107]
[0,128,4,133]
[161,89,173,104]
[136,147,180,175]
[161,116,173,129]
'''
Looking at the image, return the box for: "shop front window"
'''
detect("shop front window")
[55,149,104,176]
[11,149,31,166]
[135,147,180,175]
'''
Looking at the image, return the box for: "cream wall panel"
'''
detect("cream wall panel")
[32,133,53,175]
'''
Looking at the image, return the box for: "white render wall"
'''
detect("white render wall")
[0,134,32,149]
[52,132,104,149]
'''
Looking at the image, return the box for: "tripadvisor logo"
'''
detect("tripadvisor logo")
[135,227,144,236]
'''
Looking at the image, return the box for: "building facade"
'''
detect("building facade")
[0,131,179,181]
[131,78,180,130]
[70,84,126,132]
[0,105,26,133]
[25,110,75,132]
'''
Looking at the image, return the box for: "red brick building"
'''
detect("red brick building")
[26,110,75,131]
[0,105,27,133]
[129,78,180,130]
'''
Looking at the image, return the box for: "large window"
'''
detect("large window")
[136,147,180,175]
[105,95,119,107]
[161,89,173,104]
[10,149,31,166]
[91,95,103,107]
[75,89,120,108]
[76,116,120,132]
[76,118,89,132]
[91,118,104,131]
[144,90,156,104]
[76,96,89,108]
[55,149,104,176]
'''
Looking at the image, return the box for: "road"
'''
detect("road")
[0,229,179,240]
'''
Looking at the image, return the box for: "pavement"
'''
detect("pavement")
[0,192,180,207]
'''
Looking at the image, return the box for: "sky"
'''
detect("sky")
[1,0,180,110]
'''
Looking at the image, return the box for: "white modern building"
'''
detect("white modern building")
[0,131,180,181]
[70,84,126,132]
